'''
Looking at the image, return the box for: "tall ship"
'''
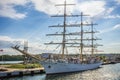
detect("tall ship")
[42,0,102,74]
[12,0,102,75]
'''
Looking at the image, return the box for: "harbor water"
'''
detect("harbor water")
[0,61,23,64]
[2,63,120,80]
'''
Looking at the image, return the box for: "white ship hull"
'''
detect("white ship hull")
[40,62,102,75]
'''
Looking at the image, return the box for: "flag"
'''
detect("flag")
[0,49,3,52]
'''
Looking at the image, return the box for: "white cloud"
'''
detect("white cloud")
[105,7,114,15]
[100,24,120,34]
[0,0,76,19]
[115,0,120,4]
[76,1,106,17]
[103,6,120,19]
[30,0,76,15]
[30,0,106,17]
[113,24,120,29]
[0,0,112,20]
[108,42,120,46]
[0,0,29,19]
[104,14,120,19]
[102,42,120,53]
[0,35,26,42]
[0,36,13,41]
[0,36,26,48]
[0,35,48,54]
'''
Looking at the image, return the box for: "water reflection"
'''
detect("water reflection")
[45,64,120,80]
[4,74,46,80]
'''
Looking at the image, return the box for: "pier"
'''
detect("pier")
[0,68,45,78]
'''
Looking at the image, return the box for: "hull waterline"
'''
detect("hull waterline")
[40,62,102,75]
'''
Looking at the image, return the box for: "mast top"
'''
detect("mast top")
[55,0,75,6]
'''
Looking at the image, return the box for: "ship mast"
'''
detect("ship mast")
[62,0,67,59]
[55,0,75,59]
[80,12,83,62]
[45,0,102,60]
[79,13,97,62]
[45,0,76,59]
[45,1,90,59]
[91,21,94,57]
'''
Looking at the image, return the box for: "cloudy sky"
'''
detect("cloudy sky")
[0,0,120,55]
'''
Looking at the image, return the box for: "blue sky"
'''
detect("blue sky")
[0,0,120,55]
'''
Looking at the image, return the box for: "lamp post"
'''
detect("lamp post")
[0,49,3,68]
